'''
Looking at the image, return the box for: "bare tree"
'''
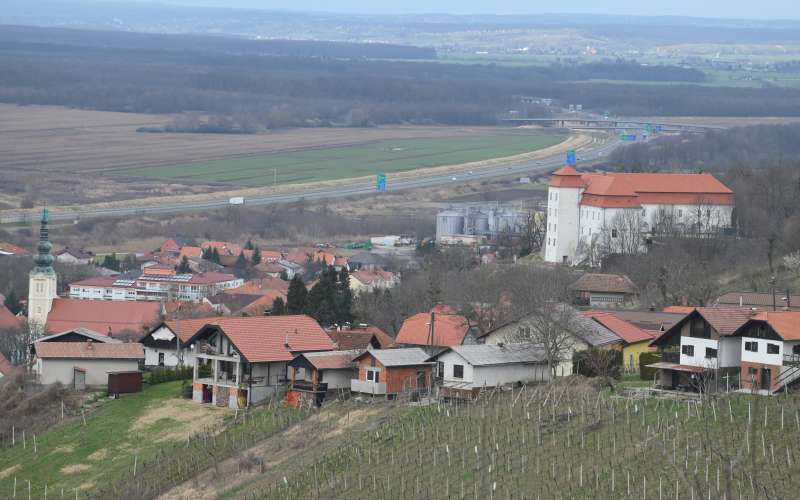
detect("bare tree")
[507,302,583,378]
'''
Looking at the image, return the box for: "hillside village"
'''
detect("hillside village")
[2,167,800,497]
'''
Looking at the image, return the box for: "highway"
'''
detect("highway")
[0,136,620,225]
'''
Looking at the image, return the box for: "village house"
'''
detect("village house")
[479,305,622,376]
[582,311,657,371]
[204,291,284,316]
[395,305,479,347]
[54,247,94,265]
[68,266,243,302]
[729,311,800,393]
[351,348,434,398]
[570,273,639,308]
[32,339,144,387]
[430,344,549,399]
[648,307,752,390]
[186,316,335,408]
[348,251,392,271]
[0,241,30,256]
[714,291,800,311]
[287,350,359,406]
[349,269,399,293]
[327,325,395,350]
[276,259,303,279]
[140,317,227,367]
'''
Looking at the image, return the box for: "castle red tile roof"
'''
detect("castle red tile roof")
[46,299,160,336]
[34,341,144,360]
[582,311,655,344]
[396,307,472,347]
[188,315,335,363]
[548,170,734,208]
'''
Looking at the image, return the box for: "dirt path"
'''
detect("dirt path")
[159,401,402,500]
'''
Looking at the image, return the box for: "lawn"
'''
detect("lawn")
[119,132,565,187]
[0,382,228,497]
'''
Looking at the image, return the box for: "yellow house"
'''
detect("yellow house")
[582,312,657,371]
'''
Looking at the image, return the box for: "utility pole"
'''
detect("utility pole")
[771,276,777,312]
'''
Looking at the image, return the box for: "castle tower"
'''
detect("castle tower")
[28,208,57,333]
[544,166,585,264]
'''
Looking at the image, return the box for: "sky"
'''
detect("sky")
[127,0,798,20]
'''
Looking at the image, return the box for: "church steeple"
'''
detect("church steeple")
[28,208,58,333]
[33,208,54,274]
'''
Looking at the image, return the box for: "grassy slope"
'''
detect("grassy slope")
[119,132,564,187]
[0,382,193,496]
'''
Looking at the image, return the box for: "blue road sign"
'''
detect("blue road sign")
[377,173,387,192]
[566,150,576,166]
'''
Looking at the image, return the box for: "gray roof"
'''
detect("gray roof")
[436,344,546,366]
[37,327,122,344]
[571,313,621,347]
[359,348,433,367]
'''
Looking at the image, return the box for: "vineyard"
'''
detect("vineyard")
[240,383,800,499]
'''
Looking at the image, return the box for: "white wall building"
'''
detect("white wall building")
[32,341,144,386]
[29,210,58,333]
[544,167,734,265]
[431,345,550,393]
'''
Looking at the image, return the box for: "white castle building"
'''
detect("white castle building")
[544,166,734,265]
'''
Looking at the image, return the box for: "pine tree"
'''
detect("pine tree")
[202,247,212,260]
[235,251,248,269]
[336,267,353,324]
[211,248,221,264]
[286,275,308,314]
[176,255,191,273]
[244,239,254,250]
[102,253,120,271]
[271,297,286,315]
[251,246,262,266]
[4,289,22,315]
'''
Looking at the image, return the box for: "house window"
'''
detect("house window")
[158,352,165,366]
[745,341,758,352]
[748,367,758,376]
[705,347,717,359]
[677,209,683,217]
[793,345,800,355]
[611,229,618,238]
[453,364,464,379]
[681,344,694,357]
[366,369,380,383]
[437,361,444,378]
[767,343,780,355]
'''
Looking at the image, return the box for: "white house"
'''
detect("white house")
[730,311,800,393]
[544,166,734,265]
[430,344,549,398]
[139,318,226,368]
[185,316,335,408]
[32,341,144,387]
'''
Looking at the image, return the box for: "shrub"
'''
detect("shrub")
[573,348,622,379]
[639,352,662,381]
[147,366,193,385]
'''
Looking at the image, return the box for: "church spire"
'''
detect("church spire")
[33,207,54,274]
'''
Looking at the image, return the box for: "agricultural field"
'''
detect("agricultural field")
[119,133,565,187]
[216,383,800,499]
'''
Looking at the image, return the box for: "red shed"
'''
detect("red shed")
[107,371,143,396]
[351,348,434,398]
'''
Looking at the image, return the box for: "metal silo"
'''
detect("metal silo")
[436,210,465,240]
[473,211,490,234]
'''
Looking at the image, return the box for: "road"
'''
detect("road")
[0,136,620,224]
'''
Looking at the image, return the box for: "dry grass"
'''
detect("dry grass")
[60,464,90,475]
[0,465,19,480]
[130,398,227,443]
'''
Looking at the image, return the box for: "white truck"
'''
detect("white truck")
[229,196,245,205]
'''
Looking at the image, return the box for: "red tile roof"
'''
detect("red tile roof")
[186,272,239,285]
[0,304,24,330]
[0,241,29,255]
[285,250,310,265]
[227,277,289,296]
[663,306,696,314]
[748,311,800,341]
[570,273,638,294]
[327,326,395,350]
[160,239,181,254]
[201,241,243,257]
[191,315,335,363]
[179,246,203,259]
[162,316,228,342]
[549,170,734,208]
[0,352,14,376]
[695,307,754,336]
[299,350,358,370]
[46,299,160,336]
[34,341,144,360]
[396,307,472,347]
[261,250,282,262]
[582,312,655,344]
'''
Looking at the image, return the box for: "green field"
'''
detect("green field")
[119,132,565,187]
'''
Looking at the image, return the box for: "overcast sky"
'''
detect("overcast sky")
[134,0,797,19]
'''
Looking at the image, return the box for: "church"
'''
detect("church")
[27,210,160,337]
[543,166,735,265]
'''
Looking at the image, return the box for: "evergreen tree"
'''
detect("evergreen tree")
[211,248,221,263]
[271,297,286,315]
[176,255,191,273]
[286,275,308,314]
[244,239,254,250]
[102,253,120,271]
[251,246,262,266]
[235,251,248,269]
[4,289,22,315]
[336,267,353,324]
[202,247,212,260]
[279,270,289,281]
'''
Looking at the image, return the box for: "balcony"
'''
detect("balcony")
[291,380,328,393]
[351,379,386,395]
[784,354,800,366]
[661,351,679,363]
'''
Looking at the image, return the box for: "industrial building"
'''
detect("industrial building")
[435,203,530,243]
